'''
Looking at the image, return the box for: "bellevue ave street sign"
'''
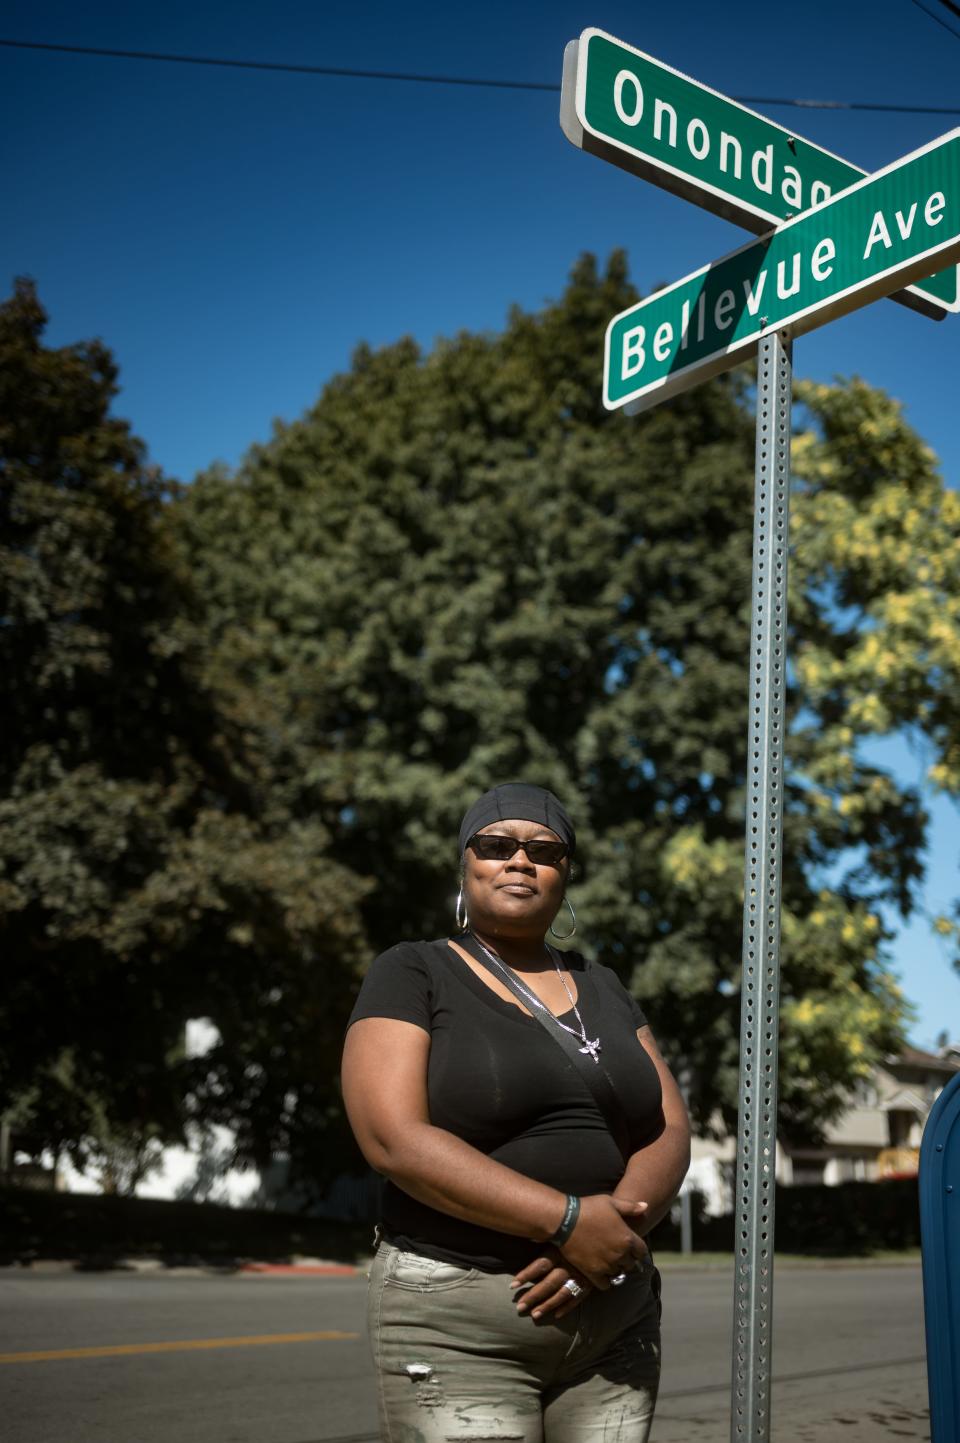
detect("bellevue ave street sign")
[561,28,960,319]
[604,128,960,413]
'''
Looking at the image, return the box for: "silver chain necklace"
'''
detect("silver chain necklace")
[468,932,602,1063]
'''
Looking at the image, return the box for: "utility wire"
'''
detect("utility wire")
[934,0,960,20]
[2,36,960,115]
[909,0,960,41]
[738,93,960,115]
[0,37,560,91]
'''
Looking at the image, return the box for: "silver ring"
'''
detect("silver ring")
[609,1272,628,1287]
[562,1279,584,1298]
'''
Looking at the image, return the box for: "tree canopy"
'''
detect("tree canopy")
[176,252,956,1146]
[0,279,367,1185]
[3,257,957,1187]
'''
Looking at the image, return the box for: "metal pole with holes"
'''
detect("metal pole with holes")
[729,328,792,1443]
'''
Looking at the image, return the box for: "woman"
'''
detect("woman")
[341,782,690,1443]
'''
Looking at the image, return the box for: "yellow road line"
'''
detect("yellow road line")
[0,1330,359,1364]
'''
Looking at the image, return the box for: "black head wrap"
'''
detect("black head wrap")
[458,782,576,858]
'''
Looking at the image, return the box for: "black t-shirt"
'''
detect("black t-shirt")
[347,939,663,1272]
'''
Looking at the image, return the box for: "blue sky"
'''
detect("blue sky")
[4,0,959,1046]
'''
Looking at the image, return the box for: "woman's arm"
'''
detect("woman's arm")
[613,1025,691,1231]
[511,1025,691,1320]
[341,1015,647,1287]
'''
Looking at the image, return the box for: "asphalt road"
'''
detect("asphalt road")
[0,1262,930,1443]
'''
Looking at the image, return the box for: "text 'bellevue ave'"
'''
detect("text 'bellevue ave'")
[604,129,960,413]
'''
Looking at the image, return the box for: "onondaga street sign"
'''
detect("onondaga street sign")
[561,28,960,320]
[604,127,960,413]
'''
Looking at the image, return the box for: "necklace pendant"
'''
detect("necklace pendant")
[580,1038,602,1063]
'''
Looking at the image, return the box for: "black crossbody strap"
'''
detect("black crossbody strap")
[455,933,633,1164]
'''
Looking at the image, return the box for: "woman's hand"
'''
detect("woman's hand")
[557,1194,649,1289]
[511,1247,592,1321]
[511,1221,653,1322]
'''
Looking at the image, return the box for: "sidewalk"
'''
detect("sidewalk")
[5,1254,365,1276]
[652,1379,929,1437]
[240,1258,361,1275]
[654,1367,930,1442]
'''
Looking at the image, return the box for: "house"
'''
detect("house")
[685,1042,960,1215]
[784,1044,960,1185]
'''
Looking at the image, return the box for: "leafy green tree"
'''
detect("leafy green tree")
[8,257,951,1183]
[789,378,960,956]
[178,252,936,1145]
[0,280,368,1183]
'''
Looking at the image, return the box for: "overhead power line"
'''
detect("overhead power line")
[2,36,960,115]
[739,93,960,116]
[0,37,560,91]
[934,0,960,20]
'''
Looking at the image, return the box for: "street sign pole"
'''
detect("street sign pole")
[730,329,791,1443]
[561,30,958,1443]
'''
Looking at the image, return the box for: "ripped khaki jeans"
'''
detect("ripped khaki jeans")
[367,1241,661,1443]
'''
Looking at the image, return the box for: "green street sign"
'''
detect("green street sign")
[604,128,960,413]
[561,28,960,320]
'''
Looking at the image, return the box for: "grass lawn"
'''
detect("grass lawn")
[654,1248,922,1267]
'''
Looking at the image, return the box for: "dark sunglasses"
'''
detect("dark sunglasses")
[467,833,569,866]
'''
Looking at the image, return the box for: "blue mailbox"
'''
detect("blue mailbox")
[920,1068,960,1442]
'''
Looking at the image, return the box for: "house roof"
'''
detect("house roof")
[886,1045,960,1073]
[881,1087,928,1114]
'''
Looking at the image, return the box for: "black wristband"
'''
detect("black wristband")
[548,1194,581,1246]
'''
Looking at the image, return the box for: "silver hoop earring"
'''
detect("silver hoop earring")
[455,886,468,932]
[549,895,577,940]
